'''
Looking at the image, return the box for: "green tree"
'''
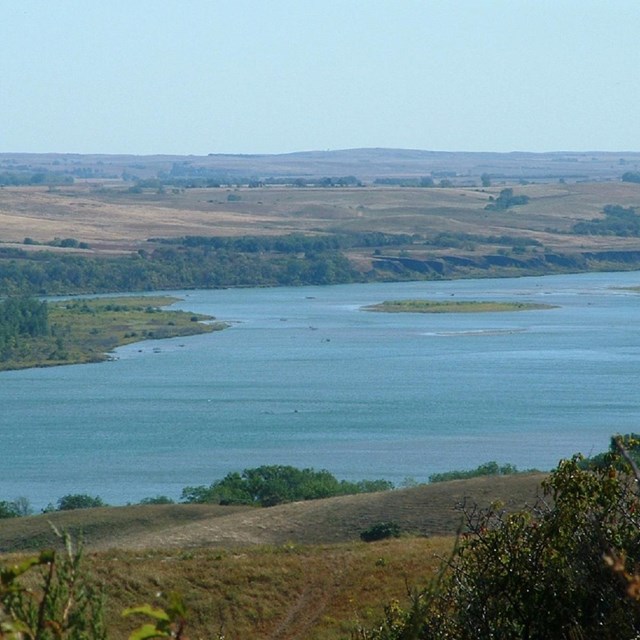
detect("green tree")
[56,494,106,511]
[0,501,20,519]
[622,171,640,183]
[181,465,393,507]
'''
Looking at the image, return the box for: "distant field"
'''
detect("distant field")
[1,182,640,259]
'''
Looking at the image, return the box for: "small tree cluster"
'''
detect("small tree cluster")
[428,460,522,483]
[572,203,640,236]
[181,465,393,507]
[484,188,530,211]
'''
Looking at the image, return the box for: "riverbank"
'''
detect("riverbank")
[0,296,225,371]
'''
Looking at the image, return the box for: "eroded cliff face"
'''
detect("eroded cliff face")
[371,249,640,280]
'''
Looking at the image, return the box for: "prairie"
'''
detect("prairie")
[1,181,640,261]
[0,474,544,639]
[0,150,636,636]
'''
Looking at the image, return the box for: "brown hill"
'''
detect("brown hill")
[0,473,545,553]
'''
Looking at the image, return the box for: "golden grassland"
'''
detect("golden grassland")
[0,475,545,638]
[364,299,557,313]
[92,537,453,640]
[0,296,225,371]
[1,182,640,258]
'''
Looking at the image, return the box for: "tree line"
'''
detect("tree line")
[572,203,640,236]
[0,296,48,352]
[0,232,419,296]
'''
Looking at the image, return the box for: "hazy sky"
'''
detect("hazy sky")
[2,1,639,155]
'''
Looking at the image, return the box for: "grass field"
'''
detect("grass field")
[0,473,545,638]
[1,181,640,260]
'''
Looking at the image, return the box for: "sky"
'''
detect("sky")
[2,0,639,156]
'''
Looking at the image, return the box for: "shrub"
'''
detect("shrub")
[181,465,393,507]
[57,494,106,511]
[139,495,175,505]
[357,440,640,639]
[0,500,20,519]
[428,460,522,483]
[360,522,402,542]
[0,530,106,639]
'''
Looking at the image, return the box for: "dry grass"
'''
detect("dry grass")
[0,474,545,553]
[0,474,545,638]
[91,536,453,640]
[2,182,640,259]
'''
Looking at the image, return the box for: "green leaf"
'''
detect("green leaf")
[122,604,171,622]
[1,553,51,586]
[127,623,170,640]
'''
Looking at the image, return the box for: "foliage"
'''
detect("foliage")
[484,188,530,211]
[580,432,640,471]
[122,592,189,640]
[358,442,640,639]
[0,296,49,357]
[0,242,362,296]
[0,530,106,639]
[138,496,175,505]
[428,460,524,483]
[0,171,73,186]
[365,300,552,315]
[360,522,402,542]
[0,296,219,371]
[0,501,21,519]
[57,494,106,511]
[622,171,640,183]
[572,203,640,236]
[181,465,393,507]
[0,232,426,297]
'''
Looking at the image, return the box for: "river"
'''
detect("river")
[2,270,640,509]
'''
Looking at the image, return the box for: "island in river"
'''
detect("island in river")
[363,299,557,313]
[0,296,225,371]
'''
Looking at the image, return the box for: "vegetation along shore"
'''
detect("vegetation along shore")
[363,299,556,313]
[0,295,223,371]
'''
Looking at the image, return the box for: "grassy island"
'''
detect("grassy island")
[364,299,556,314]
[0,296,224,371]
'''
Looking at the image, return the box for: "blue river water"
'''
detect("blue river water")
[3,270,640,509]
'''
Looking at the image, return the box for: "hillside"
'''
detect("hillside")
[2,148,638,182]
[0,473,545,553]
[2,149,640,293]
[0,474,545,639]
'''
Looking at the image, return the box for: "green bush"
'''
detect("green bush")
[181,465,393,507]
[138,495,175,505]
[428,460,522,483]
[0,531,106,639]
[357,440,640,639]
[57,494,106,511]
[0,500,20,519]
[360,522,402,542]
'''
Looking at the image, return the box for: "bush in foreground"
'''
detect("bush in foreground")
[357,437,640,639]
